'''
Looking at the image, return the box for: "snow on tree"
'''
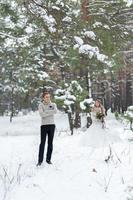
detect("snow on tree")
[0,0,133,117]
[80,98,94,113]
[55,80,88,134]
[124,106,133,131]
[80,98,94,128]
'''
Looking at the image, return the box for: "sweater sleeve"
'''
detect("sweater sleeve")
[38,103,57,118]
[53,103,58,114]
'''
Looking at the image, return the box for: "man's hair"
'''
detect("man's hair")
[42,91,50,98]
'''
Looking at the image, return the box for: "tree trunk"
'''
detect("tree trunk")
[74,111,81,128]
[85,68,92,98]
[10,87,14,123]
[68,112,74,135]
[86,114,92,128]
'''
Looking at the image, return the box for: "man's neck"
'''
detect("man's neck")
[43,101,51,105]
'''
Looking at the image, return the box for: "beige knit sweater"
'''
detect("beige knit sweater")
[38,101,57,125]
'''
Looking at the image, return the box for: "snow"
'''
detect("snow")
[125,105,133,119]
[4,38,16,48]
[10,1,18,9]
[74,36,84,46]
[125,111,133,118]
[103,25,110,30]
[4,16,15,29]
[16,15,28,28]
[128,106,133,111]
[66,94,76,101]
[56,1,65,7]
[43,14,56,33]
[4,85,12,92]
[69,81,83,93]
[4,35,30,48]
[55,95,66,100]
[55,82,83,105]
[84,31,96,40]
[62,16,72,22]
[124,0,133,7]
[55,89,65,95]
[37,72,49,80]
[74,35,111,66]
[79,44,96,56]
[52,6,60,10]
[0,112,133,200]
[80,98,94,110]
[17,37,29,47]
[97,53,108,62]
[29,3,56,33]
[93,22,102,28]
[72,9,80,17]
[64,99,75,105]
[25,26,33,34]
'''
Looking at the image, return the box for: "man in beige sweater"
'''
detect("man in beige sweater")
[37,91,57,166]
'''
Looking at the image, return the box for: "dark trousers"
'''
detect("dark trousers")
[38,124,55,163]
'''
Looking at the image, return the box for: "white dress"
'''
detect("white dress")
[81,110,121,148]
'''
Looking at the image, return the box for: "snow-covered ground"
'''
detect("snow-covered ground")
[0,112,70,136]
[0,111,133,200]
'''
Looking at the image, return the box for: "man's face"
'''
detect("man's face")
[44,94,50,103]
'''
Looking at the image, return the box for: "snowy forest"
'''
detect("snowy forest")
[0,0,133,200]
[0,0,133,119]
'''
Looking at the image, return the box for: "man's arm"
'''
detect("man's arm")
[52,103,58,114]
[38,103,57,118]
